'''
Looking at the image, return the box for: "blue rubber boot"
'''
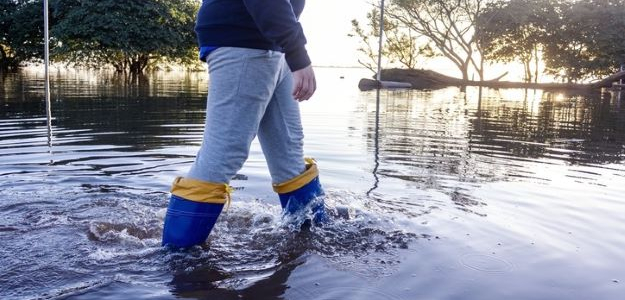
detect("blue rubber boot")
[162,177,232,248]
[273,158,328,224]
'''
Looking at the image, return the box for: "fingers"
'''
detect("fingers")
[302,75,316,101]
[299,75,311,101]
[292,66,316,101]
[311,73,317,98]
[292,78,303,100]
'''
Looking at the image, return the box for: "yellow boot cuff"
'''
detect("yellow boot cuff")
[272,158,319,194]
[170,177,232,205]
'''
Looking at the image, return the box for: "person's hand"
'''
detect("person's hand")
[292,65,316,101]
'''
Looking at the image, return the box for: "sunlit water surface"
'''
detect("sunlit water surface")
[1,68,625,300]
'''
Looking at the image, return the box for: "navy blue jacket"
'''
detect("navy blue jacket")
[195,0,310,71]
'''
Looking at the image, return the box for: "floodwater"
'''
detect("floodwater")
[1,67,624,300]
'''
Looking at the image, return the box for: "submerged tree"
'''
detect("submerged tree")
[0,0,46,71]
[0,0,198,73]
[53,0,198,74]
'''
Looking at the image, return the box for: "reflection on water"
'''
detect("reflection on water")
[472,91,625,164]
[367,88,382,196]
[362,87,625,215]
[1,68,624,300]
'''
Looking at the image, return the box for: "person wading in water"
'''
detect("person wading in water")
[162,0,327,248]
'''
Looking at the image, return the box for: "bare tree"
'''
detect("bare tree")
[349,9,387,74]
[389,0,493,81]
[349,4,434,75]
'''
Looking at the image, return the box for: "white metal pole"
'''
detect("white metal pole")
[44,0,50,103]
[44,0,52,144]
[376,0,385,82]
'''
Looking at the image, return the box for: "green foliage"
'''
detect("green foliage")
[52,0,199,74]
[1,0,198,73]
[0,0,45,71]
[543,0,625,81]
[479,0,625,83]
[385,21,435,71]
[478,0,557,83]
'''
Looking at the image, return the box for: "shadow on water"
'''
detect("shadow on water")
[167,229,311,300]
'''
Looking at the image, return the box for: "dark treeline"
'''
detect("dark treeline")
[351,0,625,83]
[3,0,625,80]
[1,0,198,74]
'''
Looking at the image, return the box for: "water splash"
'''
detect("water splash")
[0,185,424,299]
[163,190,422,290]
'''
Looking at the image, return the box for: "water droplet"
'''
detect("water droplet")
[459,253,514,274]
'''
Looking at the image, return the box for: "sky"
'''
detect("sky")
[300,0,527,81]
[300,0,368,67]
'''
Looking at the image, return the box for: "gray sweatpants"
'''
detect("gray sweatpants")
[187,47,307,184]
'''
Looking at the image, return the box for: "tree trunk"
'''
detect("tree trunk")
[523,60,532,83]
[591,70,625,88]
[377,68,592,91]
[113,61,124,73]
[0,47,6,71]
[139,54,149,73]
[478,53,485,81]
[461,66,469,81]
[0,47,17,71]
[127,54,150,75]
[129,57,140,75]
[534,46,539,84]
